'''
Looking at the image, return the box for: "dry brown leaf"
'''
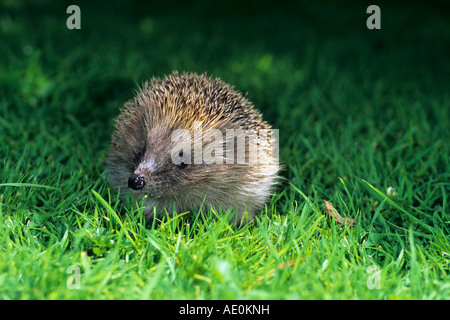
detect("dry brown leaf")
[324,200,356,227]
[279,260,296,270]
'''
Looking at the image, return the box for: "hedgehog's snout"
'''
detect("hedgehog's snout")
[128,173,146,190]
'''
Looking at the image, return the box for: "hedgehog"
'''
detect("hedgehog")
[107,72,279,225]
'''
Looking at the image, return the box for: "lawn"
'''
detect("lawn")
[0,0,449,300]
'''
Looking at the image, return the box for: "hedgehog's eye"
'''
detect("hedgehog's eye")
[176,162,188,169]
[174,151,188,168]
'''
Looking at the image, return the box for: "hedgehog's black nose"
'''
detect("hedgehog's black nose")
[128,173,145,190]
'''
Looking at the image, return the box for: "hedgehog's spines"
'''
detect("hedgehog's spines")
[107,71,280,225]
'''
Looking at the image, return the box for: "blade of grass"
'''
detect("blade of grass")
[361,179,435,234]
[0,183,61,191]
[91,189,141,253]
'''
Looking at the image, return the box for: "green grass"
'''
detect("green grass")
[0,0,449,299]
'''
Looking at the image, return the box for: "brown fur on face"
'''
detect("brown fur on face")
[107,72,280,224]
